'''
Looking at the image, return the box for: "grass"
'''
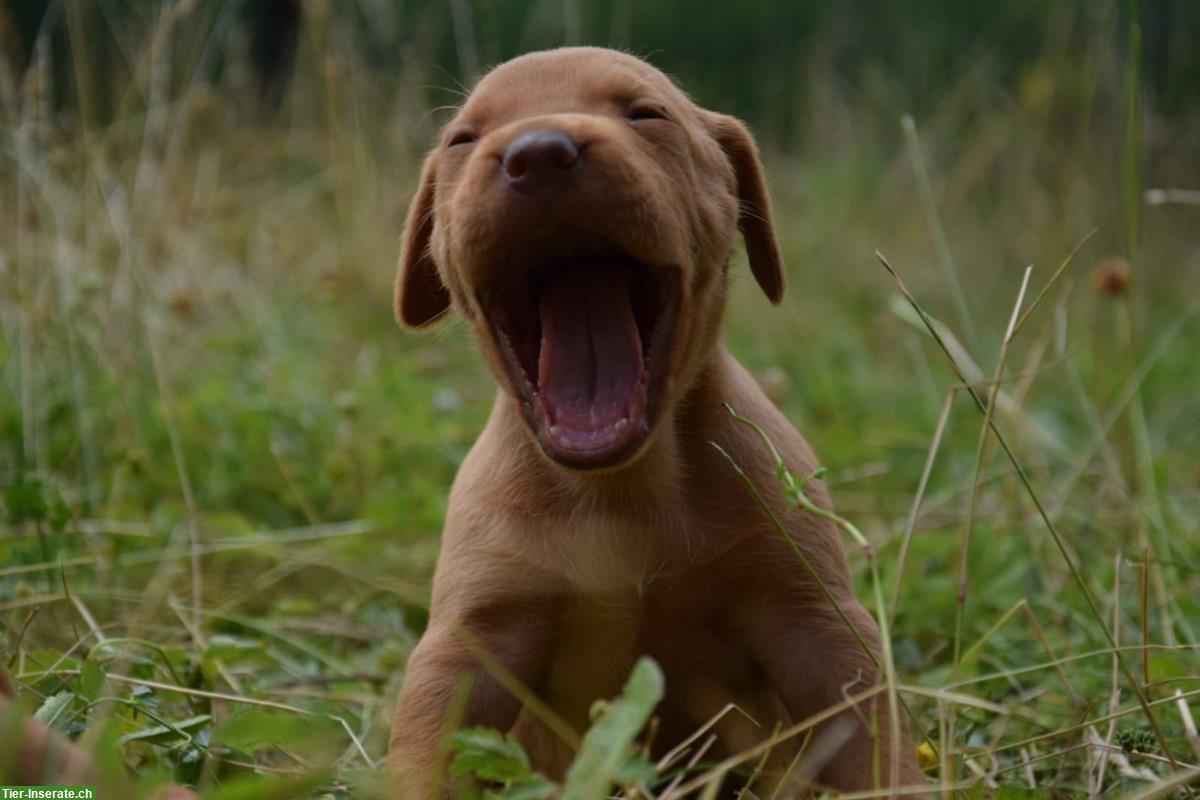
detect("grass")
[2,4,1200,798]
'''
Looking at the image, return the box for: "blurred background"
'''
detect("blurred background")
[2,1,1199,796]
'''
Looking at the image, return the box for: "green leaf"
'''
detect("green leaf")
[4,478,48,524]
[560,657,664,800]
[203,634,266,661]
[90,716,137,790]
[117,714,212,746]
[203,770,330,800]
[1149,651,1190,682]
[613,754,657,784]
[216,708,317,751]
[34,691,76,731]
[48,490,72,534]
[80,659,107,701]
[997,787,1041,800]
[490,777,557,800]
[450,727,533,782]
[1116,727,1157,754]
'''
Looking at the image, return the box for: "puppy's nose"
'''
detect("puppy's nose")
[502,129,579,192]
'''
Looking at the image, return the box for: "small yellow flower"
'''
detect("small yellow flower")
[916,741,938,771]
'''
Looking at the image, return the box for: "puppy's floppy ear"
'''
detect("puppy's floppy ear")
[704,113,785,304]
[395,154,451,328]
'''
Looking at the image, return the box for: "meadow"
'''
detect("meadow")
[1,3,1199,797]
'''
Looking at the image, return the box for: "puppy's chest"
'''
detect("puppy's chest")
[524,513,755,748]
[526,511,731,660]
[527,512,690,595]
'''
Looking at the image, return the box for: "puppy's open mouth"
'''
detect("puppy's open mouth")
[481,236,679,468]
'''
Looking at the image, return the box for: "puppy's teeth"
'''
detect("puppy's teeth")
[549,425,562,437]
[613,418,628,431]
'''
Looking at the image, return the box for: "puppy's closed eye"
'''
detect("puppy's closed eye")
[445,125,478,147]
[626,100,671,124]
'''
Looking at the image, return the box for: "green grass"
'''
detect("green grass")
[2,5,1200,798]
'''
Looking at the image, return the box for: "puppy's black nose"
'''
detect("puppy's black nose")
[502,129,579,192]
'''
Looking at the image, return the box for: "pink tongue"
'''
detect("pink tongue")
[538,270,643,435]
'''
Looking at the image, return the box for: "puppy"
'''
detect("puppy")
[389,47,922,796]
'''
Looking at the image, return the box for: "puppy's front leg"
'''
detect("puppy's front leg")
[749,597,923,795]
[388,601,555,800]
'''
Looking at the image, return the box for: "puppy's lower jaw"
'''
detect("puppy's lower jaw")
[481,238,678,469]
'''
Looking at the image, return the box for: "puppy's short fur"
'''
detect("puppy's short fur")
[389,47,922,796]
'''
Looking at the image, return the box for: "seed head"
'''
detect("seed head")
[1091,257,1131,297]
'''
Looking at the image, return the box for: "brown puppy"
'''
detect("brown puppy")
[389,47,922,797]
